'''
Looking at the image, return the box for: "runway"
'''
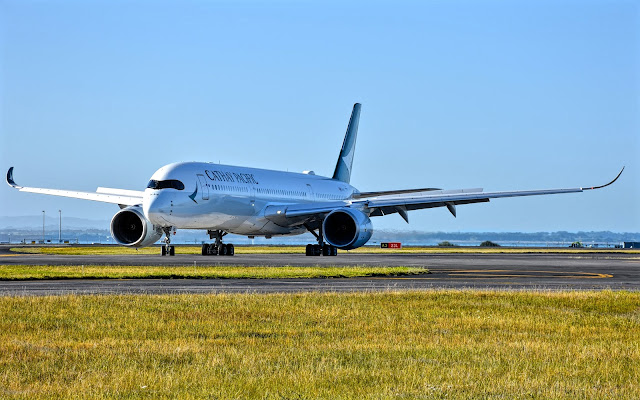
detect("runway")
[1,245,638,295]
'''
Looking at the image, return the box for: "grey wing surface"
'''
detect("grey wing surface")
[6,167,143,207]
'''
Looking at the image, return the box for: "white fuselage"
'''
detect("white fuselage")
[143,162,358,236]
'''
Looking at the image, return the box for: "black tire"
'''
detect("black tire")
[202,243,209,256]
[161,245,167,256]
[208,244,218,256]
[305,244,313,256]
[322,245,330,256]
[169,246,175,256]
[227,244,234,256]
[313,244,321,256]
[219,243,228,256]
[331,246,338,256]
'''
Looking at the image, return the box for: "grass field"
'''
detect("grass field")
[0,265,428,280]
[11,245,640,255]
[0,291,638,399]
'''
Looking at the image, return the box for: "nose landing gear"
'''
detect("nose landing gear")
[201,230,235,256]
[160,227,175,256]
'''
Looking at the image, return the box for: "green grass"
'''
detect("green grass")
[0,291,638,399]
[0,265,428,280]
[10,245,640,255]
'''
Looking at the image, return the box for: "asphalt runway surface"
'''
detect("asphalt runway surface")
[1,245,638,295]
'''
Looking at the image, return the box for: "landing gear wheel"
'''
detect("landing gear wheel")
[306,244,337,256]
[161,227,175,256]
[305,244,322,256]
[161,245,175,256]
[203,230,233,256]
[304,224,338,256]
[322,245,338,256]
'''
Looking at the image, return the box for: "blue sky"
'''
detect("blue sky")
[1,0,638,232]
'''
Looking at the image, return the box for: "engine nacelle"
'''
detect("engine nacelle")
[323,208,373,250]
[110,206,162,247]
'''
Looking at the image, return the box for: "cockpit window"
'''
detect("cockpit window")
[147,179,185,190]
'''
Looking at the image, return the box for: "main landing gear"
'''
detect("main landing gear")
[161,227,175,256]
[305,224,337,256]
[305,244,337,256]
[201,230,235,256]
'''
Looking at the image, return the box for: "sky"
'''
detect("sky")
[1,0,638,233]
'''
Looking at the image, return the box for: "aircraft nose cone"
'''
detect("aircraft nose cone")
[144,193,170,225]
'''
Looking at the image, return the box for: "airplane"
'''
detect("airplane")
[6,103,624,256]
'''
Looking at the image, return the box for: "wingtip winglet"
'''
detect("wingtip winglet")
[584,167,624,190]
[6,167,23,189]
[7,167,16,188]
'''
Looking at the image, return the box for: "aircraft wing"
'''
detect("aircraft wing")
[6,167,143,207]
[265,168,624,225]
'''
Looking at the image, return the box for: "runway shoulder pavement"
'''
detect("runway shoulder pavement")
[1,245,638,294]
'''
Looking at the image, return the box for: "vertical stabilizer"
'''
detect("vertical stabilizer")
[332,103,361,183]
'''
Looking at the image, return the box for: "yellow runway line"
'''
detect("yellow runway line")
[397,269,613,279]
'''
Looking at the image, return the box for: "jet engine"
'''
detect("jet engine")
[110,206,162,247]
[323,208,373,250]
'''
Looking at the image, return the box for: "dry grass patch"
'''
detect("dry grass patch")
[0,291,638,399]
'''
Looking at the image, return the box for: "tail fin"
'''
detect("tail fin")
[332,103,361,183]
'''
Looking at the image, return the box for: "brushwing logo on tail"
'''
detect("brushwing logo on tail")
[340,144,355,178]
[332,103,361,184]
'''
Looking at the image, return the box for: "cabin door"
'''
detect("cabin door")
[197,174,209,200]
[306,184,315,201]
